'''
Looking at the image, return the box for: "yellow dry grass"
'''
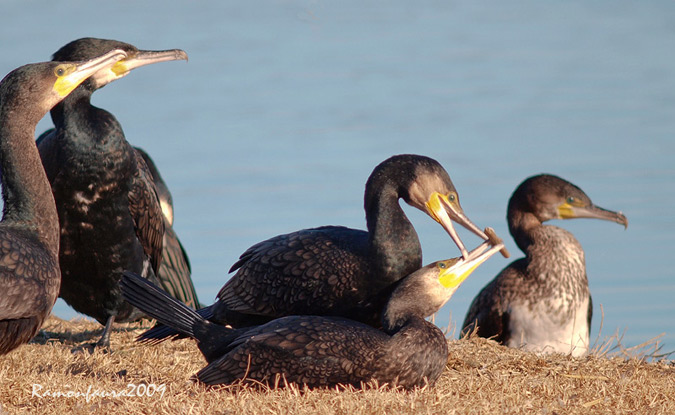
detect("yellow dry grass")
[1,316,674,415]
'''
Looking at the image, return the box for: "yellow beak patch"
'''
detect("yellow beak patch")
[426,192,458,224]
[52,64,80,97]
[111,60,130,76]
[438,261,480,289]
[557,202,576,219]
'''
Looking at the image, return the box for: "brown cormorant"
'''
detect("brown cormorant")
[122,239,504,388]
[461,174,628,356]
[35,38,198,347]
[0,50,128,354]
[141,154,505,342]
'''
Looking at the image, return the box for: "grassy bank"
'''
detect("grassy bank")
[1,317,673,414]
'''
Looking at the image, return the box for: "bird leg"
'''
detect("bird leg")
[96,316,116,348]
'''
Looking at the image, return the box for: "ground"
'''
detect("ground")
[0,316,673,414]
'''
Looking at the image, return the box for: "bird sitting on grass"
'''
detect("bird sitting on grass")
[140,154,508,343]
[122,238,504,389]
[462,174,627,356]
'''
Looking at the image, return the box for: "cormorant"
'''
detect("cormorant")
[0,50,128,354]
[135,147,174,225]
[461,174,628,356]
[141,154,507,342]
[122,239,504,388]
[35,38,198,347]
[35,139,195,307]
[134,146,196,308]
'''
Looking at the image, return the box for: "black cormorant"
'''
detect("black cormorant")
[122,239,504,388]
[141,154,506,342]
[135,147,174,225]
[35,38,198,347]
[0,50,128,354]
[461,174,628,356]
[133,146,196,307]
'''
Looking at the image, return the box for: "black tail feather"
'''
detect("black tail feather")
[121,271,206,339]
[138,305,215,344]
[121,271,236,362]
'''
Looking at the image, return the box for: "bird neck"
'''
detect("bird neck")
[50,90,133,171]
[51,87,123,145]
[365,184,422,286]
[381,271,451,333]
[508,217,590,303]
[0,113,60,252]
[527,225,587,279]
[508,209,541,253]
[388,316,444,345]
[49,86,92,129]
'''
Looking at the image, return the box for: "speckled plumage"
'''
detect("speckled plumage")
[135,146,198,309]
[140,154,489,342]
[121,243,502,388]
[35,38,195,345]
[216,226,382,326]
[0,229,60,354]
[0,52,126,354]
[462,174,627,356]
[196,315,448,388]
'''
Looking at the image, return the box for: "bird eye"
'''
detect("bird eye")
[438,262,447,269]
[53,65,70,77]
[447,193,456,202]
[567,196,575,204]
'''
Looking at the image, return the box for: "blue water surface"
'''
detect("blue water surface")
[1,1,673,352]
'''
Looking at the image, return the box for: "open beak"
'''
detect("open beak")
[426,192,490,259]
[558,202,628,229]
[54,49,128,97]
[438,240,504,290]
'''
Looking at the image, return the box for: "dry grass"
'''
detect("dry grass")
[1,316,674,415]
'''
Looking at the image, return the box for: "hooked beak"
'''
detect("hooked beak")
[112,48,188,76]
[90,48,188,88]
[558,202,628,229]
[438,240,504,290]
[426,192,490,259]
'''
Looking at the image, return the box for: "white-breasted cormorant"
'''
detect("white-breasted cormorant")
[141,154,507,342]
[461,174,628,356]
[122,239,504,388]
[35,38,197,347]
[0,50,128,354]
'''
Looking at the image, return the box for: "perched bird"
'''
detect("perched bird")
[35,38,197,347]
[141,154,502,342]
[0,50,128,354]
[122,239,504,388]
[461,174,628,356]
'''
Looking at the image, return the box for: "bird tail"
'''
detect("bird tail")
[121,271,221,342]
[136,304,214,344]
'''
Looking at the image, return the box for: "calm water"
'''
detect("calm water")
[2,1,674,352]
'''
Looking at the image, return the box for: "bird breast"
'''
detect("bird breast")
[507,295,590,356]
